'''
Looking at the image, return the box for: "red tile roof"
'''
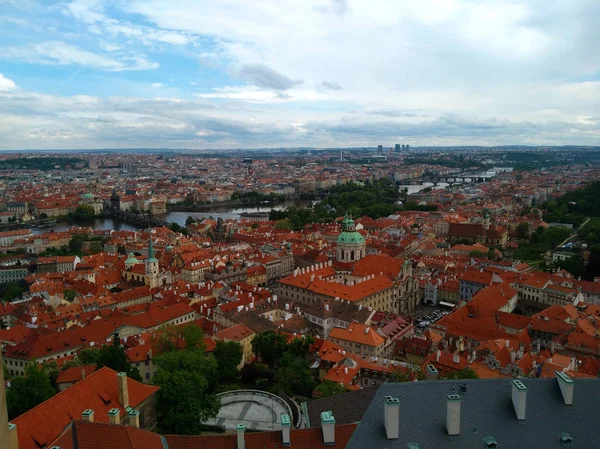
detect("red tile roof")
[51,421,357,449]
[13,367,159,449]
[55,365,97,385]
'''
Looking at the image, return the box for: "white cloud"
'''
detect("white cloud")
[1,41,158,71]
[0,74,16,91]
[63,0,194,47]
[2,1,600,147]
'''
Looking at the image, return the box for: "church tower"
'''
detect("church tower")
[145,238,159,287]
[336,214,366,263]
[110,189,121,211]
[482,210,491,230]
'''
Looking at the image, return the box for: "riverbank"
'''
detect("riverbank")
[166,196,304,213]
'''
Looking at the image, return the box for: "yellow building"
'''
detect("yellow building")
[214,324,255,369]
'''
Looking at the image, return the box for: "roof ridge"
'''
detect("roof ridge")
[13,366,113,423]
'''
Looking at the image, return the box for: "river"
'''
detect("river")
[398,182,450,195]
[31,198,310,234]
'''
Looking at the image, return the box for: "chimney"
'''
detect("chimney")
[8,424,18,449]
[281,414,291,446]
[236,424,245,449]
[320,411,335,445]
[1,350,18,449]
[555,371,574,405]
[384,396,400,440]
[108,408,121,425]
[511,380,527,420]
[81,368,86,380]
[425,364,439,380]
[446,394,461,435]
[128,410,140,428]
[117,372,129,409]
[82,409,94,422]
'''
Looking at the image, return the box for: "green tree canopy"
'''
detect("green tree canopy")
[153,349,220,434]
[287,336,315,359]
[251,330,288,368]
[213,340,243,382]
[314,380,349,398]
[7,363,55,419]
[273,353,316,398]
[63,289,76,302]
[515,222,530,239]
[153,324,205,353]
[97,343,141,381]
[2,281,26,301]
[444,368,479,380]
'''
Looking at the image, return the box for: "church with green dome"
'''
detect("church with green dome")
[336,214,366,263]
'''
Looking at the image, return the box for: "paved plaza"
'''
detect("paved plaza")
[202,390,293,431]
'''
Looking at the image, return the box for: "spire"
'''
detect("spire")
[147,238,157,262]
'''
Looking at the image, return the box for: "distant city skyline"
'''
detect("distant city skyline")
[0,0,599,150]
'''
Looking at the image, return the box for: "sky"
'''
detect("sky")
[0,0,599,150]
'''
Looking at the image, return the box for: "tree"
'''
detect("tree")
[273,353,316,398]
[584,245,600,281]
[78,347,101,366]
[444,368,479,380]
[117,245,127,255]
[288,336,314,359]
[39,213,48,220]
[7,363,55,419]
[97,344,142,381]
[251,331,288,368]
[69,204,96,223]
[557,254,585,279]
[43,360,60,388]
[153,324,205,353]
[314,380,349,398]
[469,250,488,259]
[515,222,530,239]
[153,349,220,434]
[213,341,243,382]
[2,281,26,301]
[63,289,76,302]
[68,235,86,253]
[186,216,196,226]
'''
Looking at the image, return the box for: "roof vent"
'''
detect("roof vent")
[483,436,498,448]
[560,432,573,446]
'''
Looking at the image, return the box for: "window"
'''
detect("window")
[145,372,150,380]
[145,361,149,366]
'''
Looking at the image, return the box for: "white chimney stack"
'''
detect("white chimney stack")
[555,371,574,405]
[108,408,121,425]
[117,372,129,409]
[384,396,400,439]
[281,414,291,445]
[236,424,245,449]
[446,394,461,435]
[82,409,94,422]
[511,380,527,420]
[320,411,335,445]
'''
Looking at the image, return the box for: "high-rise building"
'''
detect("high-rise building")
[406,144,410,151]
[377,145,383,153]
[395,144,401,152]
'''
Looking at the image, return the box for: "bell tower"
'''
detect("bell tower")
[145,238,159,287]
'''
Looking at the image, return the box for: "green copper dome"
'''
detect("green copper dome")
[125,253,139,264]
[337,214,365,245]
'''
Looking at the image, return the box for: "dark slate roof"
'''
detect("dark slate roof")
[306,386,380,428]
[347,378,600,449]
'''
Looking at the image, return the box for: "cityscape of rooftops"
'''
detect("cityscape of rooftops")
[1,1,600,449]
